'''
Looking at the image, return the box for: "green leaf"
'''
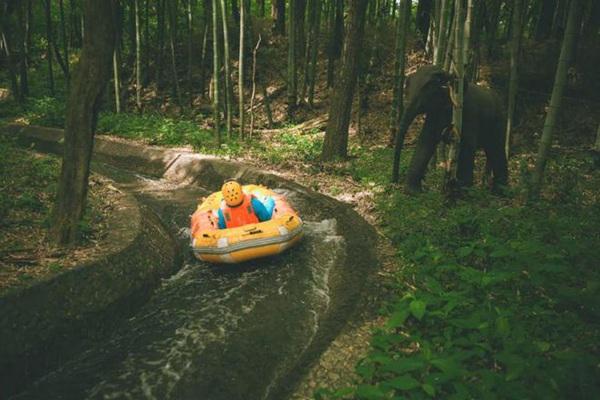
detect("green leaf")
[387,375,420,390]
[456,246,473,258]
[382,358,426,375]
[356,384,386,399]
[496,317,510,337]
[410,300,427,320]
[386,308,410,329]
[422,383,436,397]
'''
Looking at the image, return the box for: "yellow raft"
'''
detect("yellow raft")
[190,185,303,263]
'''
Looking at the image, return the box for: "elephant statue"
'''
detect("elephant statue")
[393,65,508,192]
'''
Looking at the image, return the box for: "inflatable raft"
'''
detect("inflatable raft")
[190,185,303,263]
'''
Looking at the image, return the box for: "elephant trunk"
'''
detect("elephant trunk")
[406,112,445,192]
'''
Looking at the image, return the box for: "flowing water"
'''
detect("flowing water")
[13,170,349,400]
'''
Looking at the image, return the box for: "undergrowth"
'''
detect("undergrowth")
[317,155,600,399]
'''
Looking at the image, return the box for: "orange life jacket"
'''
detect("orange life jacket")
[221,194,259,228]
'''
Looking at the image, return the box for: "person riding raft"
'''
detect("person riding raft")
[218,179,275,229]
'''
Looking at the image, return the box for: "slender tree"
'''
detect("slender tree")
[321,0,369,161]
[444,0,465,192]
[167,0,183,106]
[434,0,450,66]
[288,0,298,118]
[187,0,193,104]
[326,0,344,87]
[272,0,286,35]
[211,0,221,145]
[505,0,523,158]
[239,0,245,138]
[219,0,233,137]
[44,0,55,95]
[530,0,582,199]
[307,0,322,106]
[390,0,411,181]
[135,0,142,111]
[51,0,117,245]
[59,0,70,84]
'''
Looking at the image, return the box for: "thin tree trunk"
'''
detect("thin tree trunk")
[530,0,582,199]
[321,0,368,161]
[16,3,29,98]
[211,0,222,145]
[135,0,142,111]
[187,0,193,105]
[44,0,55,95]
[156,0,166,88]
[0,16,22,103]
[444,0,465,192]
[326,0,344,88]
[144,0,149,83]
[307,0,321,106]
[168,0,183,107]
[505,0,523,158]
[59,0,70,84]
[390,0,411,181]
[434,0,450,66]
[249,35,262,138]
[272,0,286,35]
[239,0,245,138]
[219,0,233,137]
[113,45,121,113]
[288,0,297,119]
[51,0,116,246]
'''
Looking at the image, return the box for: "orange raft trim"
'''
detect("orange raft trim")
[190,185,303,263]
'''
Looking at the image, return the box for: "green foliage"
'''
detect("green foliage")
[97,112,215,149]
[0,135,59,223]
[323,181,600,399]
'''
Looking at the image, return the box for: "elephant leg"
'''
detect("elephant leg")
[456,144,476,187]
[485,145,508,188]
[406,114,447,191]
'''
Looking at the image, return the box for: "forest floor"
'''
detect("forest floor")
[0,134,122,294]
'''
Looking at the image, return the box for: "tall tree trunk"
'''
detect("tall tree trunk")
[113,43,122,113]
[416,0,433,47]
[288,0,297,118]
[211,0,221,145]
[156,0,166,88]
[444,0,465,192]
[307,0,322,106]
[16,2,29,98]
[505,0,523,158]
[272,0,286,35]
[534,0,556,40]
[239,0,245,138]
[530,0,582,199]
[44,0,55,95]
[187,0,193,105]
[390,0,411,181]
[51,0,116,246]
[219,0,233,137]
[258,0,265,17]
[135,0,142,111]
[59,0,70,84]
[168,0,183,107]
[326,0,344,87]
[0,7,21,103]
[434,0,451,66]
[321,0,368,161]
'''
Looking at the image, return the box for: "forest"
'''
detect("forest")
[1,0,600,399]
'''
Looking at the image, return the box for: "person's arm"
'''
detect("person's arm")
[217,208,226,229]
[251,197,274,221]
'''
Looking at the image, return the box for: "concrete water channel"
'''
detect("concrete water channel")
[2,125,380,400]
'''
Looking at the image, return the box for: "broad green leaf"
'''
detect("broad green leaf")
[456,246,473,258]
[422,383,436,397]
[410,300,427,320]
[496,317,510,337]
[356,384,386,400]
[386,309,410,329]
[382,358,425,375]
[387,374,420,390]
